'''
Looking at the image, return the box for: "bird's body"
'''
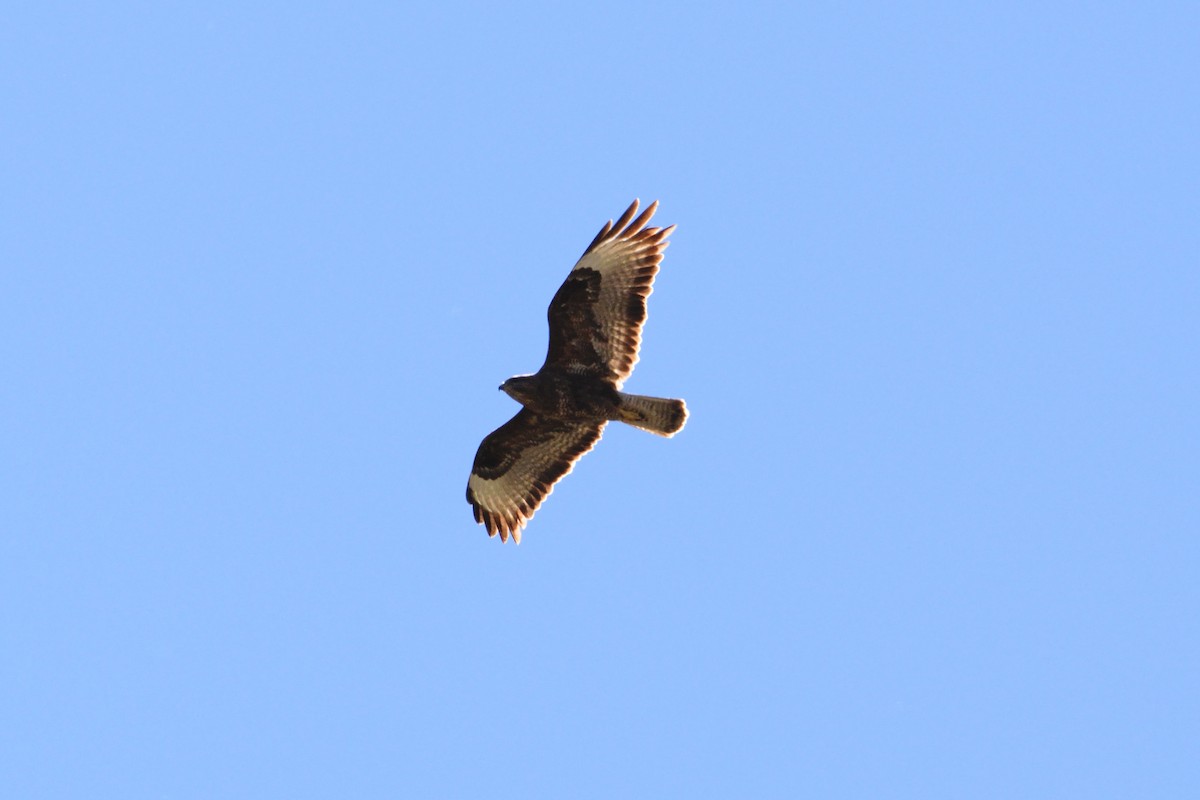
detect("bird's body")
[466,200,687,543]
[500,372,621,423]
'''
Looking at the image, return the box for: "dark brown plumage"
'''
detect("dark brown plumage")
[466,200,688,543]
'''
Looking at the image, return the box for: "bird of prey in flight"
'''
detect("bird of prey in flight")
[466,200,688,543]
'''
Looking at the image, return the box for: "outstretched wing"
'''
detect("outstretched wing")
[544,199,674,388]
[466,409,605,543]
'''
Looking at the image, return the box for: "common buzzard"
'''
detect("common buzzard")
[466,199,688,543]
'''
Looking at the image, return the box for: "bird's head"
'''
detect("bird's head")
[500,375,537,405]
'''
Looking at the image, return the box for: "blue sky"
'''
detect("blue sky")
[3,2,1197,797]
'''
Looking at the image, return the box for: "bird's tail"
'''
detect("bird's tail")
[617,393,688,437]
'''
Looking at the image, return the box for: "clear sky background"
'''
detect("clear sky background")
[3,3,1197,797]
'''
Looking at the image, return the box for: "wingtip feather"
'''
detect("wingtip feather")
[612,199,640,233]
[627,200,658,235]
